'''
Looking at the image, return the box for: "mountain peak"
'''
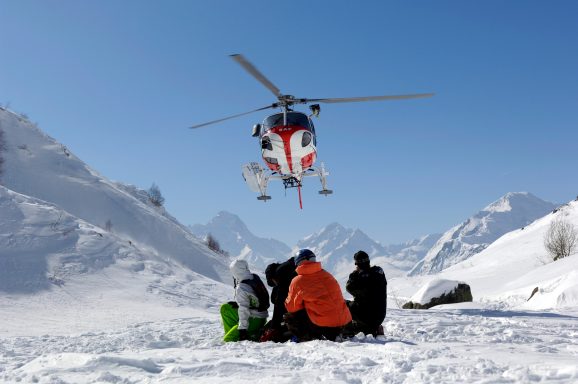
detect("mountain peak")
[216,210,239,219]
[298,222,388,271]
[190,212,291,270]
[483,192,548,213]
[212,211,246,228]
[323,222,346,231]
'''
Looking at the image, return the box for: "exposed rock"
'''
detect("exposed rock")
[403,283,473,309]
[527,287,539,301]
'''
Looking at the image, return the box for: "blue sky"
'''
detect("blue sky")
[1,1,577,246]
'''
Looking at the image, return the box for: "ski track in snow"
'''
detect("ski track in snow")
[2,309,578,384]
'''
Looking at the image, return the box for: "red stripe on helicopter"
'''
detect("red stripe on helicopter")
[301,152,316,169]
[270,126,305,174]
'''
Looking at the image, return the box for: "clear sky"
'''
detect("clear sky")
[1,1,577,246]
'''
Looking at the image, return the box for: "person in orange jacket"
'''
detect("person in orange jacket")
[284,249,352,341]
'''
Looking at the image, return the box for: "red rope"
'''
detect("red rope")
[298,185,303,209]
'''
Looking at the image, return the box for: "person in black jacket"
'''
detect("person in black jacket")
[260,257,297,342]
[345,250,387,336]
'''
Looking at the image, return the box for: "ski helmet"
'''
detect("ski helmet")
[295,249,316,266]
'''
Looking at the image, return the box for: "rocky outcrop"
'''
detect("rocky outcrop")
[403,283,473,309]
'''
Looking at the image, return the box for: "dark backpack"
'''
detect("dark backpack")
[241,274,270,312]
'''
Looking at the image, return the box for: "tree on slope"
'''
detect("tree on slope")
[206,233,228,256]
[147,183,165,207]
[544,219,578,261]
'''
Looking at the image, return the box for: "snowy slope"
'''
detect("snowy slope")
[189,211,291,271]
[409,192,557,276]
[393,198,578,311]
[0,185,231,337]
[0,107,229,282]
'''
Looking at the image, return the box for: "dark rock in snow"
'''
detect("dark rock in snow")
[403,283,473,309]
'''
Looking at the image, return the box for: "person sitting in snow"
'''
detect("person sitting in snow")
[284,249,352,341]
[345,250,387,336]
[220,259,269,342]
[260,257,297,342]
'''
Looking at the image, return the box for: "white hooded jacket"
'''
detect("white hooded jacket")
[230,259,268,329]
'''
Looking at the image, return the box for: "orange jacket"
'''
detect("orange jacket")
[285,261,352,327]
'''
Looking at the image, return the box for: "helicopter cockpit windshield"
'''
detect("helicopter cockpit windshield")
[263,112,312,131]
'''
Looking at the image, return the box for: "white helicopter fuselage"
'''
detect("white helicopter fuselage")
[261,127,316,178]
[259,111,317,179]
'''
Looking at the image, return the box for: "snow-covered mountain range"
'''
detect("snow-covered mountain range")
[188,214,432,281]
[409,192,557,276]
[191,191,559,283]
[189,211,291,271]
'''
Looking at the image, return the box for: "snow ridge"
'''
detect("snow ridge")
[409,192,557,276]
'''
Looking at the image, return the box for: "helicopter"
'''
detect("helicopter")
[190,54,433,208]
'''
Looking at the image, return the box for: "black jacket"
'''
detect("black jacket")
[346,265,387,328]
[265,257,297,328]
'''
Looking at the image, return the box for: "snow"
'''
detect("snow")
[2,308,578,383]
[2,107,578,383]
[409,279,465,305]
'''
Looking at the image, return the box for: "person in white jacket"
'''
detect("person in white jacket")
[220,259,269,342]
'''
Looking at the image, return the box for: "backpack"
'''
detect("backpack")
[241,274,270,312]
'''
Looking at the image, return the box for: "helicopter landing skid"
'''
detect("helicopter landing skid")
[242,162,272,201]
[303,163,333,196]
[242,162,333,204]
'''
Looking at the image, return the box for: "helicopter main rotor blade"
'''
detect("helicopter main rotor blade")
[230,54,283,98]
[189,105,275,129]
[305,93,435,104]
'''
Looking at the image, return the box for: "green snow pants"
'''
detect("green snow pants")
[220,302,267,342]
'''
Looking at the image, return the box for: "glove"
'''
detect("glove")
[238,329,248,341]
[228,301,239,309]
